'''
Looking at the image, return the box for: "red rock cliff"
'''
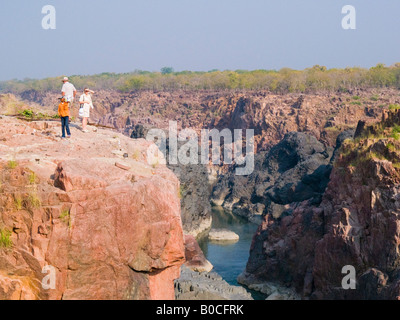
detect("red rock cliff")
[243,111,400,299]
[0,116,185,300]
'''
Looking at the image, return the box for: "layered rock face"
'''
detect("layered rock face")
[312,153,400,299]
[15,88,394,151]
[169,163,212,237]
[242,111,400,300]
[212,132,333,223]
[130,124,212,237]
[0,116,185,300]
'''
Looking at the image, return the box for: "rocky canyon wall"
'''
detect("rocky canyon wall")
[241,110,400,300]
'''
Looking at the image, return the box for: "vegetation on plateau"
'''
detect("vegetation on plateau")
[1,63,400,94]
[337,111,400,170]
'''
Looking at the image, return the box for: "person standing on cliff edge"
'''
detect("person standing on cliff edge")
[58,97,71,139]
[61,77,77,121]
[79,88,95,133]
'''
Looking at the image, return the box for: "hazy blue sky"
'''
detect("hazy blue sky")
[0,0,399,81]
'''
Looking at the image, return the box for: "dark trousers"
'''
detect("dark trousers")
[61,116,71,137]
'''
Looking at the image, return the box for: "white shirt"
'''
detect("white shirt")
[61,82,77,100]
[79,93,94,109]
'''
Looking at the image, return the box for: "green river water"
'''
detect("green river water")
[198,206,267,300]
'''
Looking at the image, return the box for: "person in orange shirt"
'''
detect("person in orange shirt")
[58,97,71,138]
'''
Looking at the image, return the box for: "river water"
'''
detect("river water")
[197,205,266,300]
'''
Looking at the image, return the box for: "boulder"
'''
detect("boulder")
[175,266,253,300]
[208,229,239,242]
[183,235,213,273]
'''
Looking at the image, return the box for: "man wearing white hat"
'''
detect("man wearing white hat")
[61,77,77,120]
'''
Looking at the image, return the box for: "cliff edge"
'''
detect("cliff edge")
[0,116,185,300]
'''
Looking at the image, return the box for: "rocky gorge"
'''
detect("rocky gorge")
[3,87,400,300]
[9,88,396,237]
[10,89,400,235]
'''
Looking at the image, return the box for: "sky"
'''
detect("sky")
[0,0,399,81]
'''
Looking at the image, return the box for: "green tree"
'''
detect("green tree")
[161,67,174,75]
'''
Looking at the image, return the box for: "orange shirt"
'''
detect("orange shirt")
[58,102,70,118]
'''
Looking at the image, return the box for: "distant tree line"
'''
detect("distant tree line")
[1,64,400,94]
